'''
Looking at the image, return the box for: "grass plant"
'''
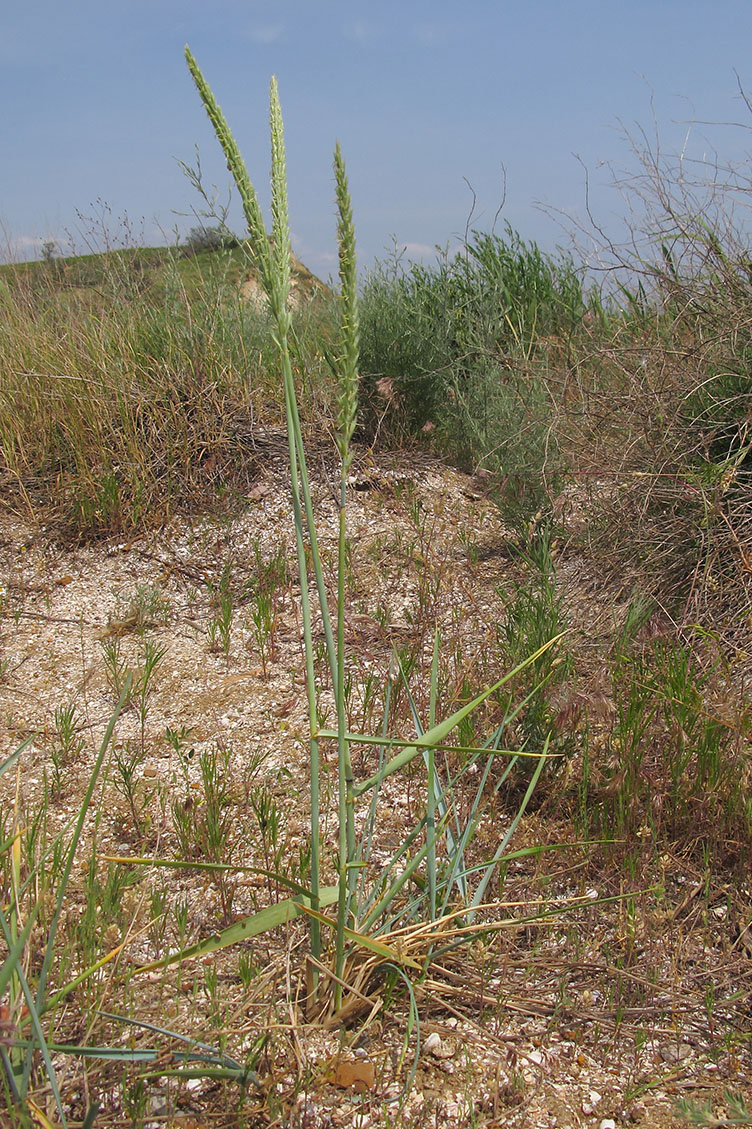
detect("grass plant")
[1,686,132,1123]
[207,560,234,655]
[245,540,289,675]
[112,740,151,837]
[678,1091,752,1126]
[172,745,238,920]
[495,525,574,766]
[46,702,86,794]
[183,49,564,1018]
[582,622,750,850]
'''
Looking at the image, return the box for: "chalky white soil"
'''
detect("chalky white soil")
[1,445,750,1127]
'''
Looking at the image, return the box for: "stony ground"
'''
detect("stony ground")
[1,441,750,1127]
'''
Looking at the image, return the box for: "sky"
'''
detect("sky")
[3,1,752,282]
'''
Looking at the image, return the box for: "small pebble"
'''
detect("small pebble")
[659,1042,692,1063]
[583,1091,602,1116]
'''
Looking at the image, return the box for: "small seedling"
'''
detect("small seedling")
[112,583,172,636]
[249,784,285,898]
[112,739,151,838]
[208,561,234,655]
[249,587,275,676]
[238,951,258,989]
[136,639,167,754]
[121,1073,149,1126]
[48,702,85,791]
[172,745,236,920]
[677,1090,752,1126]
[101,637,133,703]
[166,723,197,806]
[245,540,289,674]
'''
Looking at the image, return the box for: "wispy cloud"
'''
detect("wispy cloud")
[401,241,440,261]
[14,234,46,249]
[398,240,465,264]
[0,233,52,263]
[248,23,284,45]
[342,19,377,44]
[290,230,337,280]
[413,22,447,48]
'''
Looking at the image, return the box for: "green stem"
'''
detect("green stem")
[427,631,440,921]
[280,354,321,963]
[334,491,357,1003]
[286,382,339,691]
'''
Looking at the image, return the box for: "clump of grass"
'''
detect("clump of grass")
[207,560,234,656]
[678,1089,752,1126]
[1,691,261,1123]
[359,225,594,517]
[171,745,238,921]
[243,539,290,674]
[495,524,575,768]
[46,702,85,794]
[583,615,751,855]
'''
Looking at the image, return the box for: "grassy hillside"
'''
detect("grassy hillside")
[0,240,326,304]
[0,241,335,535]
[1,219,750,669]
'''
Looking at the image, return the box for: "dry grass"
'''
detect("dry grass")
[0,246,335,537]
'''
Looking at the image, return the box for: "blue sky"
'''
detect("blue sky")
[3,1,752,280]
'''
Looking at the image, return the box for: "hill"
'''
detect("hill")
[0,240,329,307]
[0,241,335,535]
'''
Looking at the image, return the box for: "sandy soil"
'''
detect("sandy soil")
[1,443,750,1127]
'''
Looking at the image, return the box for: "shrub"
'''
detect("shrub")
[358,249,457,438]
[182,224,239,255]
[562,120,752,623]
[359,226,594,516]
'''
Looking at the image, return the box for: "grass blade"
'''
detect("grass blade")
[470,735,550,910]
[352,635,563,797]
[132,886,339,973]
